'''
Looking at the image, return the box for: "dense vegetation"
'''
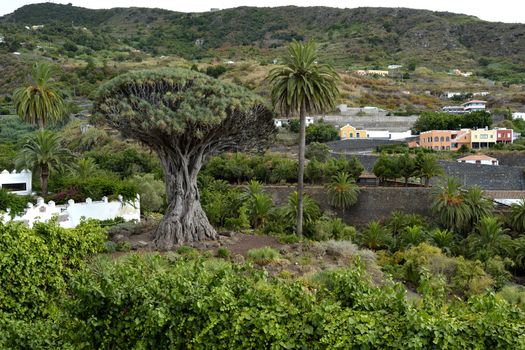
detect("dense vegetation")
[1,221,524,348]
[413,111,493,133]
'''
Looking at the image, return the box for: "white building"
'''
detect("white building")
[457,154,498,166]
[0,169,32,195]
[337,104,348,113]
[462,100,486,112]
[0,195,141,228]
[274,118,289,128]
[512,112,525,120]
[366,130,390,139]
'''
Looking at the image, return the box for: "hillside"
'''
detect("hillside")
[2,3,525,77]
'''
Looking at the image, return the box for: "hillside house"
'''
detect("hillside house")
[274,119,289,128]
[458,154,498,166]
[512,112,525,120]
[0,170,32,195]
[471,128,496,148]
[340,124,367,139]
[355,70,389,77]
[462,100,487,112]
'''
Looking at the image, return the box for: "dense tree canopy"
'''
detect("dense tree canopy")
[93,68,275,249]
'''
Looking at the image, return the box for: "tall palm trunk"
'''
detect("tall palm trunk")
[296,104,306,237]
[40,163,49,195]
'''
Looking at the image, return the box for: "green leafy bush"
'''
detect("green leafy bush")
[0,220,106,320]
[0,189,29,217]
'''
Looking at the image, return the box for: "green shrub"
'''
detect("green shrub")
[217,247,231,259]
[0,220,106,320]
[247,246,280,265]
[116,240,132,252]
[0,189,29,217]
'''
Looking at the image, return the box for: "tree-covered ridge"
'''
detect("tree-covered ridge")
[3,3,525,71]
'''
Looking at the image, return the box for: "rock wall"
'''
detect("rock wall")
[340,154,525,190]
[264,185,433,226]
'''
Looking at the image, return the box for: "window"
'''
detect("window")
[343,132,347,138]
[446,136,450,141]
[476,160,481,164]
[440,137,444,142]
[1,183,26,191]
[349,133,353,138]
[428,137,431,142]
[434,137,439,142]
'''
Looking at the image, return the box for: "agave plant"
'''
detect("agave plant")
[325,171,360,214]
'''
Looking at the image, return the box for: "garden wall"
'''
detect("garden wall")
[0,195,140,228]
[264,185,434,226]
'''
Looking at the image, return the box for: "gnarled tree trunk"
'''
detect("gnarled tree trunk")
[153,150,217,250]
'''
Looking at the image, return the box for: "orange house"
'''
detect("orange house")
[419,130,453,150]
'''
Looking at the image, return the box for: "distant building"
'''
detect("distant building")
[339,124,367,139]
[337,104,348,113]
[419,130,453,150]
[458,154,498,166]
[210,8,220,12]
[462,100,487,112]
[0,170,32,195]
[442,100,487,114]
[495,128,513,144]
[387,64,403,70]
[274,119,289,128]
[355,70,389,77]
[512,112,525,120]
[470,128,497,149]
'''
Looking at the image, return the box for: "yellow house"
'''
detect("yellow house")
[339,124,367,140]
[470,128,497,149]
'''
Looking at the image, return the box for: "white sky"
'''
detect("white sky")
[1,1,524,23]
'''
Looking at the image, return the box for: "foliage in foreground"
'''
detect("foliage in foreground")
[1,254,523,349]
[0,220,106,320]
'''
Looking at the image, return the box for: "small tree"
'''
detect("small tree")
[325,172,360,214]
[415,153,444,186]
[305,142,331,162]
[16,130,71,195]
[94,69,275,249]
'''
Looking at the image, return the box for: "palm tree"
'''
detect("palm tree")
[510,200,525,234]
[431,178,471,233]
[429,228,455,254]
[245,193,273,229]
[325,172,360,214]
[16,130,71,195]
[464,186,493,230]
[415,153,444,186]
[69,157,99,179]
[358,221,392,250]
[513,236,525,269]
[467,216,513,262]
[268,40,340,236]
[13,62,66,130]
[399,225,427,249]
[285,191,321,229]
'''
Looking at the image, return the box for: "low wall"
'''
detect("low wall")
[0,195,140,228]
[335,154,525,190]
[264,185,433,226]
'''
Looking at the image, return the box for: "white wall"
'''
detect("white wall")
[389,130,412,140]
[366,130,390,139]
[0,169,32,195]
[0,195,140,228]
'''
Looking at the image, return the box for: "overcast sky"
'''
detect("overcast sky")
[1,1,524,23]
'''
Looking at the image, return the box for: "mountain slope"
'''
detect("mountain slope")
[1,3,525,79]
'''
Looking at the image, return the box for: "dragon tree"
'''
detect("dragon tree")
[93,69,275,250]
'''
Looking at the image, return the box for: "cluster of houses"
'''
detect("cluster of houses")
[339,124,412,140]
[410,127,515,151]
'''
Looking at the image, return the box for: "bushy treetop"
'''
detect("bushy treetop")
[93,68,275,153]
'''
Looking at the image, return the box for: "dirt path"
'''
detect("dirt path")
[220,234,283,256]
